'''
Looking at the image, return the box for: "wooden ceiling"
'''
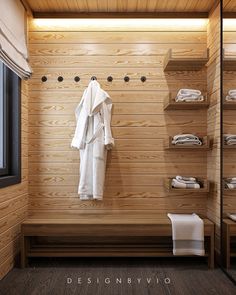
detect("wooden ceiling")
[24,0,218,17]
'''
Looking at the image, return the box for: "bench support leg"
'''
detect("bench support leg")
[222,223,230,269]
[208,231,215,269]
[21,235,30,268]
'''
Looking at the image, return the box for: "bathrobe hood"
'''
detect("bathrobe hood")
[71,80,114,150]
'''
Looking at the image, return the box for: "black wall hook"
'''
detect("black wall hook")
[41,76,47,82]
[141,76,146,82]
[124,76,130,82]
[91,76,97,80]
[74,76,80,82]
[107,76,113,82]
[58,76,63,82]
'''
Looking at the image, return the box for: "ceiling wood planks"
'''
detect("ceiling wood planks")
[24,0,217,18]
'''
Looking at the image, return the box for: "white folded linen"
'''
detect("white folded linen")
[172,134,199,141]
[228,213,236,222]
[175,89,204,102]
[225,177,236,183]
[175,175,197,183]
[226,90,236,101]
[172,139,202,145]
[167,213,205,256]
[171,179,200,189]
[225,183,236,189]
[172,134,203,146]
[224,134,236,145]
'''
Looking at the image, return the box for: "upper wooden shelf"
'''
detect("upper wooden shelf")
[223,49,236,71]
[165,178,210,193]
[163,93,209,110]
[163,48,209,71]
[224,143,236,149]
[223,100,236,110]
[164,136,211,150]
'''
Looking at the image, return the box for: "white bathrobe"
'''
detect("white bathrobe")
[71,80,114,200]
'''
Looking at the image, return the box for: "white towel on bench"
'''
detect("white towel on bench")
[167,213,205,256]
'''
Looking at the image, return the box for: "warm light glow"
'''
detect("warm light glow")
[223,19,236,31]
[33,18,208,30]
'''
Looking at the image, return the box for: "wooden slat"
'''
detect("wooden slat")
[29,31,206,44]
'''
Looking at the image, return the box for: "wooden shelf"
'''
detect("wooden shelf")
[165,178,210,193]
[223,101,236,110]
[163,93,209,110]
[223,49,236,71]
[223,143,236,149]
[163,48,209,71]
[223,179,236,191]
[164,136,210,150]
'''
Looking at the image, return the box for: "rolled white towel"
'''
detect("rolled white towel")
[176,175,197,183]
[175,89,204,102]
[225,134,236,139]
[226,91,236,101]
[225,183,236,189]
[228,213,236,222]
[171,179,200,189]
[229,90,236,97]
[172,134,199,141]
[172,139,202,146]
[225,177,236,184]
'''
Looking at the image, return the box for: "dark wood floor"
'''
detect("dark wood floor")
[0,257,235,295]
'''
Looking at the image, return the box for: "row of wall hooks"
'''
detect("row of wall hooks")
[41,75,147,83]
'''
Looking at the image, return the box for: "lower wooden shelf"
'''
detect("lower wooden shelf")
[223,101,236,110]
[165,136,210,150]
[165,178,210,193]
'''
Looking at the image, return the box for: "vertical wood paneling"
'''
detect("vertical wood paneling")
[0,81,29,279]
[207,3,221,254]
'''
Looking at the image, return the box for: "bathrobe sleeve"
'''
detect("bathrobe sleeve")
[71,90,88,150]
[103,100,114,150]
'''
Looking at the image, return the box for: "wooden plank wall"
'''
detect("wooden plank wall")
[0,81,29,279]
[223,20,236,216]
[28,19,209,217]
[207,2,221,254]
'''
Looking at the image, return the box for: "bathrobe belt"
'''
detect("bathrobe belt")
[85,114,104,145]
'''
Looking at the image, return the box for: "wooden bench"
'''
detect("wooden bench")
[222,218,236,268]
[21,215,215,268]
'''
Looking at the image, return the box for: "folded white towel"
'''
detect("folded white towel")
[172,134,199,141]
[225,177,236,183]
[225,134,236,141]
[228,213,236,222]
[172,179,200,189]
[172,139,202,146]
[225,183,236,189]
[175,89,204,102]
[176,175,197,183]
[226,90,236,101]
[167,213,205,256]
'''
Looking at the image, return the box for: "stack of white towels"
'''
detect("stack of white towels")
[171,175,201,189]
[172,134,202,146]
[225,90,236,101]
[224,134,236,145]
[175,89,204,102]
[224,178,236,189]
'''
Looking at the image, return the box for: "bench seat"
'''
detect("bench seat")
[21,214,215,268]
